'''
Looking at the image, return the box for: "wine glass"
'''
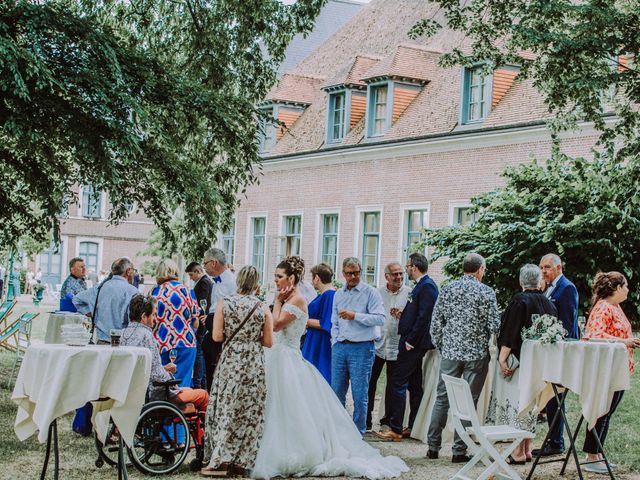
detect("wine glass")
[199,299,208,316]
[169,348,177,364]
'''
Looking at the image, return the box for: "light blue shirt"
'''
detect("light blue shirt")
[73,275,139,342]
[331,281,385,345]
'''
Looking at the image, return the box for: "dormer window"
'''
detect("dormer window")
[328,91,347,143]
[462,65,492,124]
[258,108,276,153]
[366,82,391,137]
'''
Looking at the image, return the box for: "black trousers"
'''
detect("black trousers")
[388,344,427,434]
[202,335,222,391]
[583,390,624,454]
[366,355,396,430]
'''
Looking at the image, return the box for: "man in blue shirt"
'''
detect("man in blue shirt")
[331,257,385,435]
[73,257,139,344]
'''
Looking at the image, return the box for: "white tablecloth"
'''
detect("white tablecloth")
[45,312,87,344]
[12,344,151,446]
[518,339,630,429]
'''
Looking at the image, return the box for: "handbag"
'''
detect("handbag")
[503,353,520,382]
[215,301,261,364]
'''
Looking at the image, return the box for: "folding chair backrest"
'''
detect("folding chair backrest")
[442,374,482,429]
[0,300,16,318]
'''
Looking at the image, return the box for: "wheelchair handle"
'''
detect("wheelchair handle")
[152,379,182,388]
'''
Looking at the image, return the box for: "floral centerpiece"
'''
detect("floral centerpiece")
[522,314,567,344]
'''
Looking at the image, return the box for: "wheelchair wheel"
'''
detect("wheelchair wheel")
[94,419,132,468]
[128,401,191,475]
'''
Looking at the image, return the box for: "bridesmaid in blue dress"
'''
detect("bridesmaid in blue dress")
[301,263,335,383]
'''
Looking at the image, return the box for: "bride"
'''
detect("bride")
[252,256,408,479]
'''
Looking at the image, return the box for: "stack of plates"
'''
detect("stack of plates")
[61,324,92,346]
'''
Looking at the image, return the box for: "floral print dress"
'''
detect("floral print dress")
[204,294,266,469]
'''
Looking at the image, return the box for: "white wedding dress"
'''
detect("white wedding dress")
[252,303,409,479]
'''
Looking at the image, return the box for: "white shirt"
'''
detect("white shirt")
[545,274,563,298]
[209,268,236,313]
[376,284,411,361]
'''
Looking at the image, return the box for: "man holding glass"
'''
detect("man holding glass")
[185,262,213,389]
[331,257,385,435]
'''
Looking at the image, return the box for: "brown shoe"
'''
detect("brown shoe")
[373,430,403,442]
[402,427,412,439]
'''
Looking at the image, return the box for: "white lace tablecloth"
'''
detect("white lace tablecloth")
[45,312,87,344]
[12,344,151,446]
[518,339,630,428]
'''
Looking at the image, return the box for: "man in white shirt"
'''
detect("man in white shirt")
[366,262,410,432]
[202,248,236,382]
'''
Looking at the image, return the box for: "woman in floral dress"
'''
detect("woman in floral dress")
[201,266,273,477]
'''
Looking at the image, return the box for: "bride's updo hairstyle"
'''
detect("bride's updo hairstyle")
[277,256,305,286]
[591,271,626,306]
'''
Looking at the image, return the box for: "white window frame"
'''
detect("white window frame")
[75,236,104,275]
[216,214,237,266]
[397,203,431,263]
[277,210,304,260]
[365,81,393,138]
[313,207,341,273]
[353,205,383,286]
[448,200,476,226]
[245,212,268,281]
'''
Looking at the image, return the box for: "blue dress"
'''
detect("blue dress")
[301,290,335,384]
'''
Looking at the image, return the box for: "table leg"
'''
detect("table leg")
[527,390,563,480]
[588,422,616,480]
[117,435,129,480]
[39,419,59,480]
[561,414,584,475]
[552,385,583,480]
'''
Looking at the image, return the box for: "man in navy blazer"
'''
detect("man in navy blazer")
[375,252,438,441]
[533,253,579,457]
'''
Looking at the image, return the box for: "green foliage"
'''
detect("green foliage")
[0,0,326,259]
[417,151,640,326]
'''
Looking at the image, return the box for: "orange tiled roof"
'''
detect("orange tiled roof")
[265,73,326,105]
[323,55,382,90]
[361,44,441,83]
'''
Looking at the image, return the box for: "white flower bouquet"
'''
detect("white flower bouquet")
[522,313,567,344]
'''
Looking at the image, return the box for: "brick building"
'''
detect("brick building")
[228,0,602,291]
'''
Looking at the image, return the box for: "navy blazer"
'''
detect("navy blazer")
[398,275,439,350]
[549,274,579,339]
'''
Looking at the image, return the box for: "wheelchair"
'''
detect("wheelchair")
[95,379,206,475]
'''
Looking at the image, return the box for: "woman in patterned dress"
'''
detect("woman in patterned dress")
[486,264,557,464]
[582,272,640,473]
[152,259,200,387]
[201,266,273,477]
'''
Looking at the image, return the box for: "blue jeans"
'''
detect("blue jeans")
[161,346,197,388]
[331,341,375,435]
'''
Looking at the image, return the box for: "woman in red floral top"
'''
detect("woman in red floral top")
[582,271,640,472]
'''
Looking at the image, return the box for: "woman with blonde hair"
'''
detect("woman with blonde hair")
[201,265,273,477]
[151,259,200,387]
[581,271,640,473]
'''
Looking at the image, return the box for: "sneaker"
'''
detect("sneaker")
[583,463,610,474]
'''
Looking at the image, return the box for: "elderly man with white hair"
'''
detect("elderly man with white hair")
[73,257,139,344]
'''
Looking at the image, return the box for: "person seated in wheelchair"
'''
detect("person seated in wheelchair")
[121,294,209,412]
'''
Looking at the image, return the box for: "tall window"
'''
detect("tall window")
[81,185,102,218]
[222,220,235,265]
[281,215,302,257]
[320,213,339,272]
[79,241,99,273]
[405,209,428,258]
[258,113,275,153]
[370,85,388,136]
[251,217,266,279]
[453,206,476,226]
[328,92,346,143]
[361,212,380,286]
[464,66,491,123]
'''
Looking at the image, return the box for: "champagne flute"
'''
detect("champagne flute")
[169,348,177,364]
[199,299,208,316]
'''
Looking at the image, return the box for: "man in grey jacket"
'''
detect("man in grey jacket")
[73,257,139,344]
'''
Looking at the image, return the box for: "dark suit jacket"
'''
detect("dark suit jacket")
[549,274,579,339]
[193,275,213,333]
[398,274,439,350]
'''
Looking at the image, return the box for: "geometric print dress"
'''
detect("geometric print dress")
[204,294,266,470]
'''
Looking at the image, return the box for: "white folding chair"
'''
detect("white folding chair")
[442,374,534,480]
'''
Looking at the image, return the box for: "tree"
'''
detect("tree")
[416,149,640,325]
[409,1,640,324]
[1,0,326,259]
